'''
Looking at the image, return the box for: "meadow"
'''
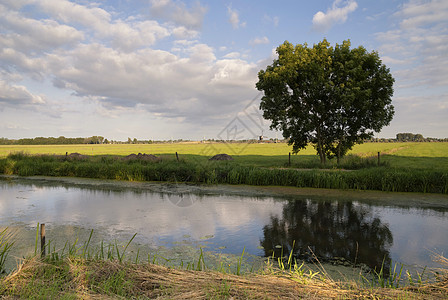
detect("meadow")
[0,141,447,169]
[0,142,447,193]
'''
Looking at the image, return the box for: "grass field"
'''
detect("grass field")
[1,142,447,193]
[1,142,447,170]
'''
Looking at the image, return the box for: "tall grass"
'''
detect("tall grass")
[0,228,14,274]
[1,152,447,193]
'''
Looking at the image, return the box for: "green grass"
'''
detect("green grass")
[1,142,447,170]
[0,142,447,193]
[0,151,447,193]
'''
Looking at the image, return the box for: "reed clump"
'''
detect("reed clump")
[1,152,447,194]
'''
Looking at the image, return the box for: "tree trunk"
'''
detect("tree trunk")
[337,142,341,165]
[316,127,326,165]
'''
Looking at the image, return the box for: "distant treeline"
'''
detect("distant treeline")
[0,136,106,145]
[369,133,448,143]
[0,133,446,145]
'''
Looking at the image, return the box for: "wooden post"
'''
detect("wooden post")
[40,223,46,257]
[378,152,380,166]
[289,152,291,166]
[176,152,179,162]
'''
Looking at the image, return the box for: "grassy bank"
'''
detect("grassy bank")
[1,229,447,299]
[1,152,447,194]
[2,256,447,299]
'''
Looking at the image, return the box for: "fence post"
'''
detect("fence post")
[378,152,380,166]
[176,152,179,162]
[289,152,291,167]
[40,223,46,257]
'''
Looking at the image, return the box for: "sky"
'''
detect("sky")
[0,0,447,141]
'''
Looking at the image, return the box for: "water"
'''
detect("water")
[1,176,447,276]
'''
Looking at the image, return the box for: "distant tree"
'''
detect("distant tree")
[396,133,425,142]
[256,39,395,164]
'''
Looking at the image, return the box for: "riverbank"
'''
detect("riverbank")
[1,255,447,299]
[0,152,447,194]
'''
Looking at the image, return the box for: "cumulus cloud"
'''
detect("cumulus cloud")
[264,14,279,27]
[34,0,171,51]
[249,36,269,46]
[312,0,358,32]
[373,0,448,138]
[398,0,448,29]
[376,0,448,88]
[48,42,258,121]
[0,0,261,130]
[150,0,207,29]
[0,80,45,105]
[37,0,111,30]
[227,5,246,29]
[0,7,84,54]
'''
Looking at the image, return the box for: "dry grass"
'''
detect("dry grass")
[1,257,447,299]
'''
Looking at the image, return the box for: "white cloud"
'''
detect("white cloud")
[0,7,84,54]
[227,5,246,29]
[0,0,260,134]
[0,80,45,105]
[44,42,257,122]
[399,0,448,28]
[34,0,170,51]
[37,0,111,29]
[223,52,240,59]
[312,0,358,32]
[376,0,448,88]
[264,14,279,27]
[249,36,269,46]
[171,25,199,39]
[150,0,207,29]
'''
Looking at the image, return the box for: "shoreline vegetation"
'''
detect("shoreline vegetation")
[1,227,447,299]
[0,143,447,194]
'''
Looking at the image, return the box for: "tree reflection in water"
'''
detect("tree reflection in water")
[260,199,393,273]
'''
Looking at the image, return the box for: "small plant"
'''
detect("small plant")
[0,228,14,274]
[235,247,245,275]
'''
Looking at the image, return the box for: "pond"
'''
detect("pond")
[1,176,447,279]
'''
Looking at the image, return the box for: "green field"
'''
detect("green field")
[1,142,447,170]
[1,142,447,194]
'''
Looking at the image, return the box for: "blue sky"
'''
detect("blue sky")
[1,0,447,141]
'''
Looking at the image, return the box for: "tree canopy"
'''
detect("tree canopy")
[256,39,395,164]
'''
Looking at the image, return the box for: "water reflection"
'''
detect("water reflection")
[1,176,447,273]
[261,200,393,271]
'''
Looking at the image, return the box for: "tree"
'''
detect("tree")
[256,39,395,164]
[260,199,393,273]
[396,133,424,142]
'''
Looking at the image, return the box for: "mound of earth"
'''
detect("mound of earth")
[209,154,233,161]
[124,153,161,162]
[67,152,88,159]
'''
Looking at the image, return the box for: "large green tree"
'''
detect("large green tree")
[256,39,395,164]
